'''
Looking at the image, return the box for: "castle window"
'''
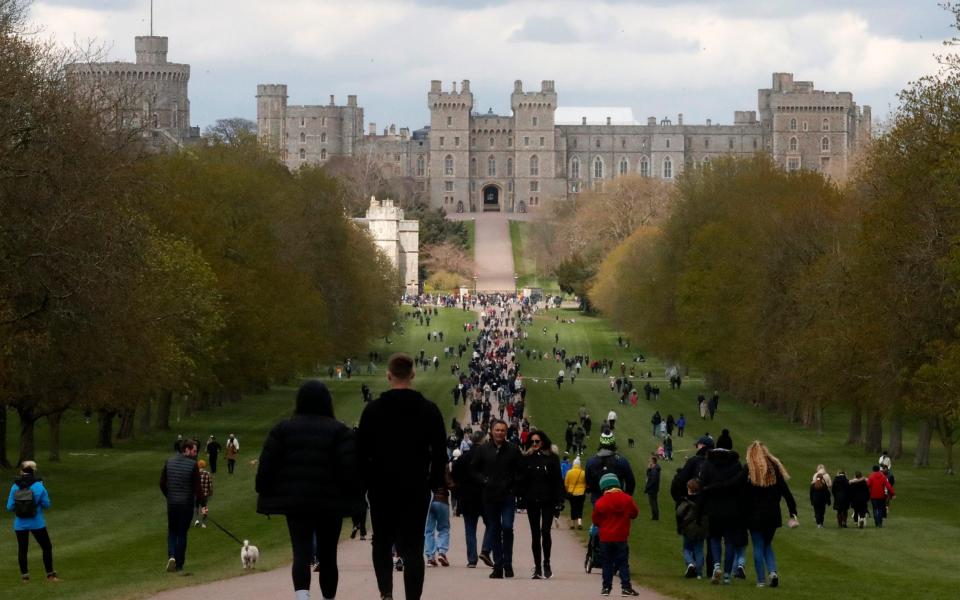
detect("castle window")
[394,153,401,162]
[802,121,808,131]
[704,138,710,149]
[321,117,326,127]
[821,136,830,152]
[572,138,577,149]
[488,156,496,177]
[569,157,580,179]
[621,138,626,149]
[539,136,545,147]
[595,138,600,149]
[300,132,306,143]
[702,156,711,167]
[321,132,327,143]
[445,181,454,192]
[417,181,426,192]
[665,138,670,149]
[529,155,539,176]
[728,138,734,150]
[820,156,830,170]
[641,137,647,150]
[470,158,477,176]
[507,158,514,176]
[533,116,539,126]
[447,116,452,126]
[753,138,758,149]
[300,117,305,127]
[787,157,800,171]
[619,158,628,176]
[822,118,830,131]
[530,181,539,192]
[524,136,530,146]
[444,155,454,176]
[663,156,673,179]
[471,180,476,192]
[639,157,649,177]
[416,155,425,177]
[508,137,513,147]
[789,118,797,131]
[455,136,460,147]
[321,149,327,160]
[508,181,513,191]
[299,148,306,159]
[593,156,604,179]
[789,136,798,152]
[490,137,495,147]
[570,182,579,193]
[439,136,445,147]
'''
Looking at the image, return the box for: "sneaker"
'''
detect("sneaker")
[735,565,746,579]
[684,564,697,578]
[621,587,640,596]
[467,563,477,569]
[351,527,359,539]
[201,523,206,528]
[757,582,767,588]
[723,575,731,585]
[531,569,542,579]
[395,558,404,572]
[166,557,177,573]
[489,569,504,579]
[21,574,29,583]
[544,562,552,579]
[360,535,367,541]
[601,588,612,596]
[711,566,722,585]
[437,553,449,567]
[479,551,495,567]
[769,572,779,588]
[46,573,59,582]
[193,520,200,527]
[426,557,438,567]
[504,566,514,578]
[578,523,584,530]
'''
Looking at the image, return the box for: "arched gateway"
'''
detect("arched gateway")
[482,185,500,212]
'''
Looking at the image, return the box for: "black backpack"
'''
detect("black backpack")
[13,485,36,519]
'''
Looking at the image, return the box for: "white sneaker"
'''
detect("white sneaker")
[193,520,200,527]
[166,557,176,572]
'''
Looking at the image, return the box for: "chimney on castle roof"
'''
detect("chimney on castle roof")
[582,116,587,125]
[647,116,656,126]
[389,124,396,135]
[678,113,683,125]
[706,118,712,126]
[462,79,471,92]
[329,94,335,106]
[348,95,357,107]
[431,80,441,93]
[606,116,611,125]
[452,81,457,93]
[514,80,523,93]
[541,80,554,92]
[369,122,376,135]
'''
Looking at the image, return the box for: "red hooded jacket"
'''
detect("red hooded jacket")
[866,471,894,500]
[592,489,639,542]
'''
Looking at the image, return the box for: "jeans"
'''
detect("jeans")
[483,496,516,569]
[287,514,342,598]
[370,492,430,599]
[682,536,704,576]
[424,500,451,557]
[166,504,193,570]
[600,541,631,589]
[750,529,777,583]
[16,528,54,576]
[871,499,886,527]
[526,501,554,567]
[709,529,737,575]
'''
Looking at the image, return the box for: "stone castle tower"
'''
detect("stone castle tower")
[428,80,473,211]
[355,197,420,296]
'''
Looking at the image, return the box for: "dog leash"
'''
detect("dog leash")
[206,516,245,545]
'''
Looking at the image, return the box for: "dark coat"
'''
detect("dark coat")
[644,464,662,494]
[451,445,483,515]
[671,446,709,504]
[809,483,832,508]
[741,464,797,532]
[520,450,564,504]
[255,413,359,516]
[471,440,523,504]
[585,449,636,503]
[832,474,851,512]
[699,448,744,526]
[848,477,869,511]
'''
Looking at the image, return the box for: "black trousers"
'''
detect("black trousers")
[208,453,218,473]
[286,514,343,598]
[17,528,54,576]
[227,458,236,474]
[370,492,430,599]
[647,492,660,520]
[526,501,554,568]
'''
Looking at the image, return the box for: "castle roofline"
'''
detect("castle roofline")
[556,107,637,125]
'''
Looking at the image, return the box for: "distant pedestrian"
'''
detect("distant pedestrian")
[848,471,870,528]
[194,459,213,528]
[607,409,617,431]
[866,465,895,528]
[677,414,686,438]
[205,435,222,474]
[832,470,850,528]
[7,460,57,582]
[160,439,200,573]
[644,457,661,521]
[225,434,240,475]
[564,457,587,529]
[809,475,831,528]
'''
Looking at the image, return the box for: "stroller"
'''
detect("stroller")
[584,525,601,573]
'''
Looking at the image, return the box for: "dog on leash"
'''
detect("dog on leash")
[241,540,260,569]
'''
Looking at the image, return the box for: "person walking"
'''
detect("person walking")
[592,473,641,597]
[700,437,745,585]
[423,475,452,568]
[676,478,707,579]
[585,431,636,504]
[520,431,564,579]
[160,439,201,573]
[607,409,618,431]
[471,419,523,579]
[205,435,222,474]
[651,412,662,438]
[848,471,870,528]
[809,474,831,528]
[256,380,361,600]
[193,459,213,528]
[7,461,57,582]
[565,456,587,529]
[832,470,851,528]
[742,440,798,589]
[866,465,895,528]
[357,354,448,600]
[451,431,491,568]
[225,434,240,475]
[644,456,661,521]
[676,414,686,438]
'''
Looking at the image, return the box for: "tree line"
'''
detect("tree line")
[591,28,960,473]
[0,1,398,465]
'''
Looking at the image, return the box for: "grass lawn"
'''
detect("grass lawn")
[520,308,960,599]
[0,308,468,600]
[462,219,476,259]
[509,220,560,293]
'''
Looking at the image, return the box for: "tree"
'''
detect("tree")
[203,117,257,145]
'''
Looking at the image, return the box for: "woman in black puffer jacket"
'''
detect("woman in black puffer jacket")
[520,430,564,579]
[256,380,360,600]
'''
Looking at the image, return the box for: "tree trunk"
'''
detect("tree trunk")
[156,390,172,431]
[116,409,135,440]
[17,406,36,464]
[914,419,932,467]
[0,404,9,468]
[889,413,903,459]
[847,404,863,446]
[935,417,957,475]
[97,410,115,448]
[139,396,152,434]
[47,412,62,462]
[865,409,883,455]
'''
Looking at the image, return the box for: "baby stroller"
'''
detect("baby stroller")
[584,525,601,573]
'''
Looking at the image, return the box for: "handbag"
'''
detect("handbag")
[786,515,800,529]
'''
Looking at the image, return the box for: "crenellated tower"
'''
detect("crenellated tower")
[256,84,288,158]
[428,80,473,211]
[511,80,558,210]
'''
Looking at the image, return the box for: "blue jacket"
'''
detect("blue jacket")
[6,476,51,531]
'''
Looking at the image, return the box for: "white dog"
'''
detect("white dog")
[241,540,260,570]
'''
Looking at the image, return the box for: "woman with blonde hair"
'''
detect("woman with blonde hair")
[742,441,797,588]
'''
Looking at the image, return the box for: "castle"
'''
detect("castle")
[354,197,419,296]
[257,73,871,213]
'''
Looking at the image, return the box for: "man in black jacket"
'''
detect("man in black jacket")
[471,419,522,579]
[358,353,447,600]
[451,431,491,568]
[670,435,713,505]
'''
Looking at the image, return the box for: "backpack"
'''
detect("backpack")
[676,497,708,540]
[13,485,37,519]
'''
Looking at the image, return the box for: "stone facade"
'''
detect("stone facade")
[259,72,871,213]
[66,36,200,147]
[355,197,419,296]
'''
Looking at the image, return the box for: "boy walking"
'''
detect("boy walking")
[675,479,707,578]
[592,473,640,596]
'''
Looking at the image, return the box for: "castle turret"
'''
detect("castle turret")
[256,84,288,156]
[511,80,558,210]
[428,79,474,211]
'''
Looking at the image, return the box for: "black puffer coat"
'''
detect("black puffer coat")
[699,448,744,527]
[256,382,360,516]
[520,450,564,505]
[741,464,797,532]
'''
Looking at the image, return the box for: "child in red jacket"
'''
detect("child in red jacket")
[592,473,640,596]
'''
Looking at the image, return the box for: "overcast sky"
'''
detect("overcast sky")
[30,0,956,131]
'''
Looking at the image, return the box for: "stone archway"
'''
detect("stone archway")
[482,184,500,212]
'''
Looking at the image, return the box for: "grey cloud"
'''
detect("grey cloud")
[508,16,580,43]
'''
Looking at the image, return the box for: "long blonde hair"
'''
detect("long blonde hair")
[746,441,789,487]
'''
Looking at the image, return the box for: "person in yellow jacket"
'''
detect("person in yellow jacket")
[564,457,587,529]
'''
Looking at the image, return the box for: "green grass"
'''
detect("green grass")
[0,308,468,600]
[462,219,475,258]
[509,220,560,292]
[521,308,960,600]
